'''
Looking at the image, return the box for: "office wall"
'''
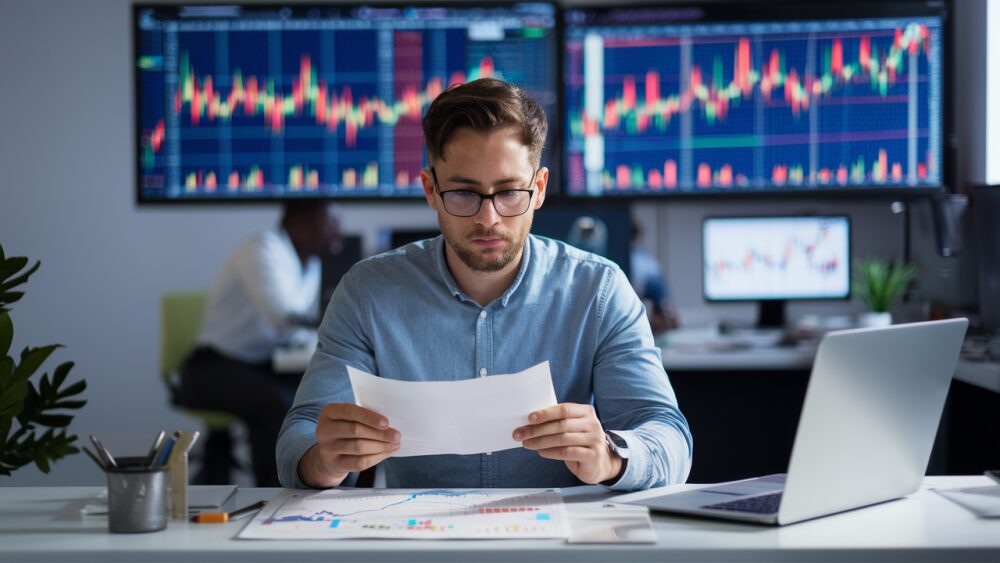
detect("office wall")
[0,0,981,486]
[0,0,438,486]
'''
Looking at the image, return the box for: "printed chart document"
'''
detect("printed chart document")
[347,361,557,457]
[237,488,571,540]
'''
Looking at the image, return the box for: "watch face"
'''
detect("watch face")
[607,432,627,449]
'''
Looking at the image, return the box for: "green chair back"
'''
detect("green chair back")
[160,291,208,379]
[160,291,237,429]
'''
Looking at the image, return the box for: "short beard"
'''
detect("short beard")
[450,229,525,273]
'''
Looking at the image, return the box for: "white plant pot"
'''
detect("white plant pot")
[858,311,893,328]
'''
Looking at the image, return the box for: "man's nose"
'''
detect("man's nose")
[473,196,502,226]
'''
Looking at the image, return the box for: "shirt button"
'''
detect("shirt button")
[480,310,487,319]
[479,368,487,377]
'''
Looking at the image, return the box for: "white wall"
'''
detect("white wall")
[0,0,980,485]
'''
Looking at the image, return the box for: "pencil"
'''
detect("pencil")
[189,500,267,524]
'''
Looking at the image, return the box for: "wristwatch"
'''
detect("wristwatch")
[605,431,629,460]
[602,431,629,485]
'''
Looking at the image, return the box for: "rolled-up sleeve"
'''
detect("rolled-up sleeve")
[592,268,693,490]
[276,267,377,489]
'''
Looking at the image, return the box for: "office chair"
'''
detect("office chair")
[160,291,245,485]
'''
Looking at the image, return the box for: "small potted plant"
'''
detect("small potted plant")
[852,257,918,327]
[0,243,87,476]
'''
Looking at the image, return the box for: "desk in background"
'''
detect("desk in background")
[1,477,997,562]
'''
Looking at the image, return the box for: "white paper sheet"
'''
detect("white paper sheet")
[347,361,557,457]
[566,502,656,544]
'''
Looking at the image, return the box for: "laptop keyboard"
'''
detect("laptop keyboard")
[702,492,783,514]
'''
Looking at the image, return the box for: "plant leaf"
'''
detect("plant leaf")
[0,292,25,306]
[0,260,40,293]
[56,379,87,399]
[0,381,28,421]
[52,399,87,409]
[0,311,11,359]
[51,361,74,389]
[0,256,28,281]
[36,414,73,428]
[14,345,61,383]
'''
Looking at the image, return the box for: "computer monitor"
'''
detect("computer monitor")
[703,215,851,328]
[973,185,1000,333]
[134,2,558,202]
[532,201,631,279]
[377,228,441,252]
[321,235,363,309]
[563,1,947,197]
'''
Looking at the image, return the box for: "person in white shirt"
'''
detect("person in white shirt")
[178,201,340,486]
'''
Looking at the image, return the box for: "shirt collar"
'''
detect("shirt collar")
[433,234,534,309]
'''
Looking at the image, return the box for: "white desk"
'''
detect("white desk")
[2,477,998,562]
[955,360,1000,394]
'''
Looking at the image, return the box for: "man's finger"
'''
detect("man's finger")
[322,403,390,429]
[513,417,589,441]
[527,403,592,424]
[332,437,401,456]
[335,450,397,472]
[322,420,399,443]
[534,445,593,462]
[520,431,593,452]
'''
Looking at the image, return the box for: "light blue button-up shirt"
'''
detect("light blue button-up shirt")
[277,234,692,491]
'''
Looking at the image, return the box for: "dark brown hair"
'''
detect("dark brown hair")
[422,78,548,166]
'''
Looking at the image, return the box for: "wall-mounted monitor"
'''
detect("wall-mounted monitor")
[563,1,947,197]
[703,215,851,327]
[134,3,558,202]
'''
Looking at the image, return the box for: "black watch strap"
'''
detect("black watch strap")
[601,431,629,486]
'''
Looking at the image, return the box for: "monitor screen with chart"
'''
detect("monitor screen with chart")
[134,2,558,202]
[703,215,851,327]
[563,1,946,197]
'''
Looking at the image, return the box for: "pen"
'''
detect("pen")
[189,500,267,524]
[153,432,179,468]
[142,431,166,468]
[81,446,106,471]
[89,435,117,469]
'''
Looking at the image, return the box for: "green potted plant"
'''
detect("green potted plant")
[852,257,918,328]
[0,243,87,476]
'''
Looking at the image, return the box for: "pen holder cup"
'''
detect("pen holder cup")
[106,462,168,533]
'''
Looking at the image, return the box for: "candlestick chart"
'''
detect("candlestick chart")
[136,5,556,200]
[564,14,943,195]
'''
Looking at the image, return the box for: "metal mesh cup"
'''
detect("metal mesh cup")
[106,464,168,533]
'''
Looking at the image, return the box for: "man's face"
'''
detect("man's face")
[421,127,547,273]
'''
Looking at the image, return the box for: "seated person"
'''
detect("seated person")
[277,78,692,491]
[630,223,680,334]
[179,201,340,486]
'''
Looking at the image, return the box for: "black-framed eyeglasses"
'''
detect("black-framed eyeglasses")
[431,167,537,218]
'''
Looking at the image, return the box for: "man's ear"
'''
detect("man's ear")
[420,168,438,210]
[533,167,549,210]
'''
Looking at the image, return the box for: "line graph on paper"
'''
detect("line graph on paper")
[237,489,570,539]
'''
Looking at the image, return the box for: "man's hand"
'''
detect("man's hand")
[513,403,622,485]
[298,403,400,488]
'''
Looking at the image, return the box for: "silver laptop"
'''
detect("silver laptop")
[632,318,968,525]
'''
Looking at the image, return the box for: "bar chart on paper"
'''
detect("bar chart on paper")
[237,489,570,540]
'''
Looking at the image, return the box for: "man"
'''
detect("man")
[278,78,691,490]
[179,200,340,486]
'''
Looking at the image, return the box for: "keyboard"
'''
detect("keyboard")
[702,492,783,514]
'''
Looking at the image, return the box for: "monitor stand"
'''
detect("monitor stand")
[757,300,787,329]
